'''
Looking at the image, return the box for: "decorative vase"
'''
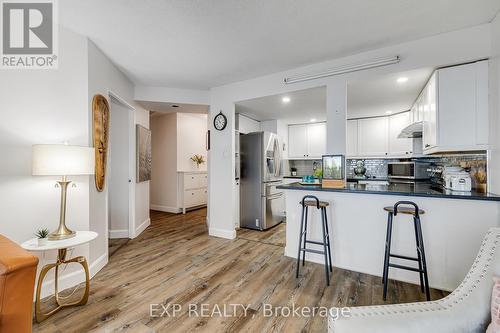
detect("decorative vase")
[38,238,48,246]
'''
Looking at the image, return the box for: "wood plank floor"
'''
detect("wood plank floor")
[33,208,448,333]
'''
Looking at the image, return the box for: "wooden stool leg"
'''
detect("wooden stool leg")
[416,215,431,301]
[296,204,306,278]
[321,207,330,286]
[323,207,333,272]
[382,212,393,301]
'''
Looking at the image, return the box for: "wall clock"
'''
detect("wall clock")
[214,111,227,131]
[92,94,110,192]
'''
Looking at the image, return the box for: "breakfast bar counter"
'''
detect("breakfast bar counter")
[277,182,500,201]
[279,182,500,291]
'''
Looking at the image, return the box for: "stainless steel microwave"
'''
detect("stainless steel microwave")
[387,162,430,180]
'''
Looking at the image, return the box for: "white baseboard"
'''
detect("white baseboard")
[109,229,129,239]
[209,227,236,240]
[150,204,181,213]
[38,252,108,299]
[133,217,150,238]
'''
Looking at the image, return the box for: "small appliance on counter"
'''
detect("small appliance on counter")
[443,166,472,192]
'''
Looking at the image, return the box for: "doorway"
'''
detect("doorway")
[108,94,135,256]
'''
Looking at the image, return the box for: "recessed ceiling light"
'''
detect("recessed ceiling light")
[385,110,393,114]
[310,118,317,122]
[397,77,408,83]
[171,105,179,108]
[282,96,291,103]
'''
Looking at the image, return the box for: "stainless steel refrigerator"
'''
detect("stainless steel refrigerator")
[240,131,285,230]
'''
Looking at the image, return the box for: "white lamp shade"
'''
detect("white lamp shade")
[32,145,95,176]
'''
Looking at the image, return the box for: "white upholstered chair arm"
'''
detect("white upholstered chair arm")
[329,228,500,333]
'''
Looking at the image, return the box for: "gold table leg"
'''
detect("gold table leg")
[35,248,90,323]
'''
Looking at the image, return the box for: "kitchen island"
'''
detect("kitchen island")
[277,182,500,291]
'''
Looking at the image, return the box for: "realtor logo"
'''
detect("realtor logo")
[1,0,58,69]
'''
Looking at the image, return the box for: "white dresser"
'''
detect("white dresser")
[178,171,207,214]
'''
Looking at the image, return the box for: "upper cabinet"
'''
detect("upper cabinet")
[347,111,412,158]
[288,122,326,159]
[422,60,489,154]
[357,117,389,157]
[346,120,358,156]
[237,114,260,134]
[388,112,413,156]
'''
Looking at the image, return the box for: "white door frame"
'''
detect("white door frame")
[108,91,136,239]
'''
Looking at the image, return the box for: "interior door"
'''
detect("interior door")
[109,99,131,238]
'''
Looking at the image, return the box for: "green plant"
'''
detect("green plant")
[314,169,323,179]
[35,228,50,239]
[190,154,205,166]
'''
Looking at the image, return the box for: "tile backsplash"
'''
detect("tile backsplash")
[345,152,487,189]
[284,159,322,176]
[286,154,488,185]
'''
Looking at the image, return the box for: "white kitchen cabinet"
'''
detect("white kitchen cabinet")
[357,117,389,157]
[306,122,327,158]
[288,123,326,159]
[237,114,260,134]
[423,60,489,154]
[422,72,437,150]
[388,111,412,156]
[346,119,358,157]
[288,124,308,158]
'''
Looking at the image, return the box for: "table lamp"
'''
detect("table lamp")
[32,144,95,240]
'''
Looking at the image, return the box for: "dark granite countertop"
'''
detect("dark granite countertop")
[277,182,500,202]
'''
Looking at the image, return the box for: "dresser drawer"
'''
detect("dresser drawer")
[184,173,203,190]
[184,188,206,207]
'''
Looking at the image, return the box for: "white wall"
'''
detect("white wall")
[0,30,151,298]
[208,24,492,239]
[489,12,500,194]
[0,27,90,297]
[150,113,178,211]
[177,113,208,171]
[87,40,151,256]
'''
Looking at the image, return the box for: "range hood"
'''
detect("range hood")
[398,121,423,138]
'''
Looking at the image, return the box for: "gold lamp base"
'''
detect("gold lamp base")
[48,178,76,241]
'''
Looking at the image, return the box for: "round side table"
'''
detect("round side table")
[21,231,98,323]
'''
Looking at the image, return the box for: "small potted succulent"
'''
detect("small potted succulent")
[35,228,50,246]
[190,154,205,168]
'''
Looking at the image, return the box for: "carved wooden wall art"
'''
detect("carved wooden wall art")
[92,94,110,192]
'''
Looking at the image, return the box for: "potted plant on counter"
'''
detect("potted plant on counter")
[35,228,50,245]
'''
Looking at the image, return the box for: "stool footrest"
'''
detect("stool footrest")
[305,240,326,246]
[300,248,325,255]
[389,254,419,261]
[388,263,423,273]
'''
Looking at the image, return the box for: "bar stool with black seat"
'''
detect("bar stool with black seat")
[382,200,430,301]
[296,195,333,285]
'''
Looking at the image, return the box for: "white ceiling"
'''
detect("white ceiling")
[60,1,500,89]
[347,68,434,118]
[236,87,326,124]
